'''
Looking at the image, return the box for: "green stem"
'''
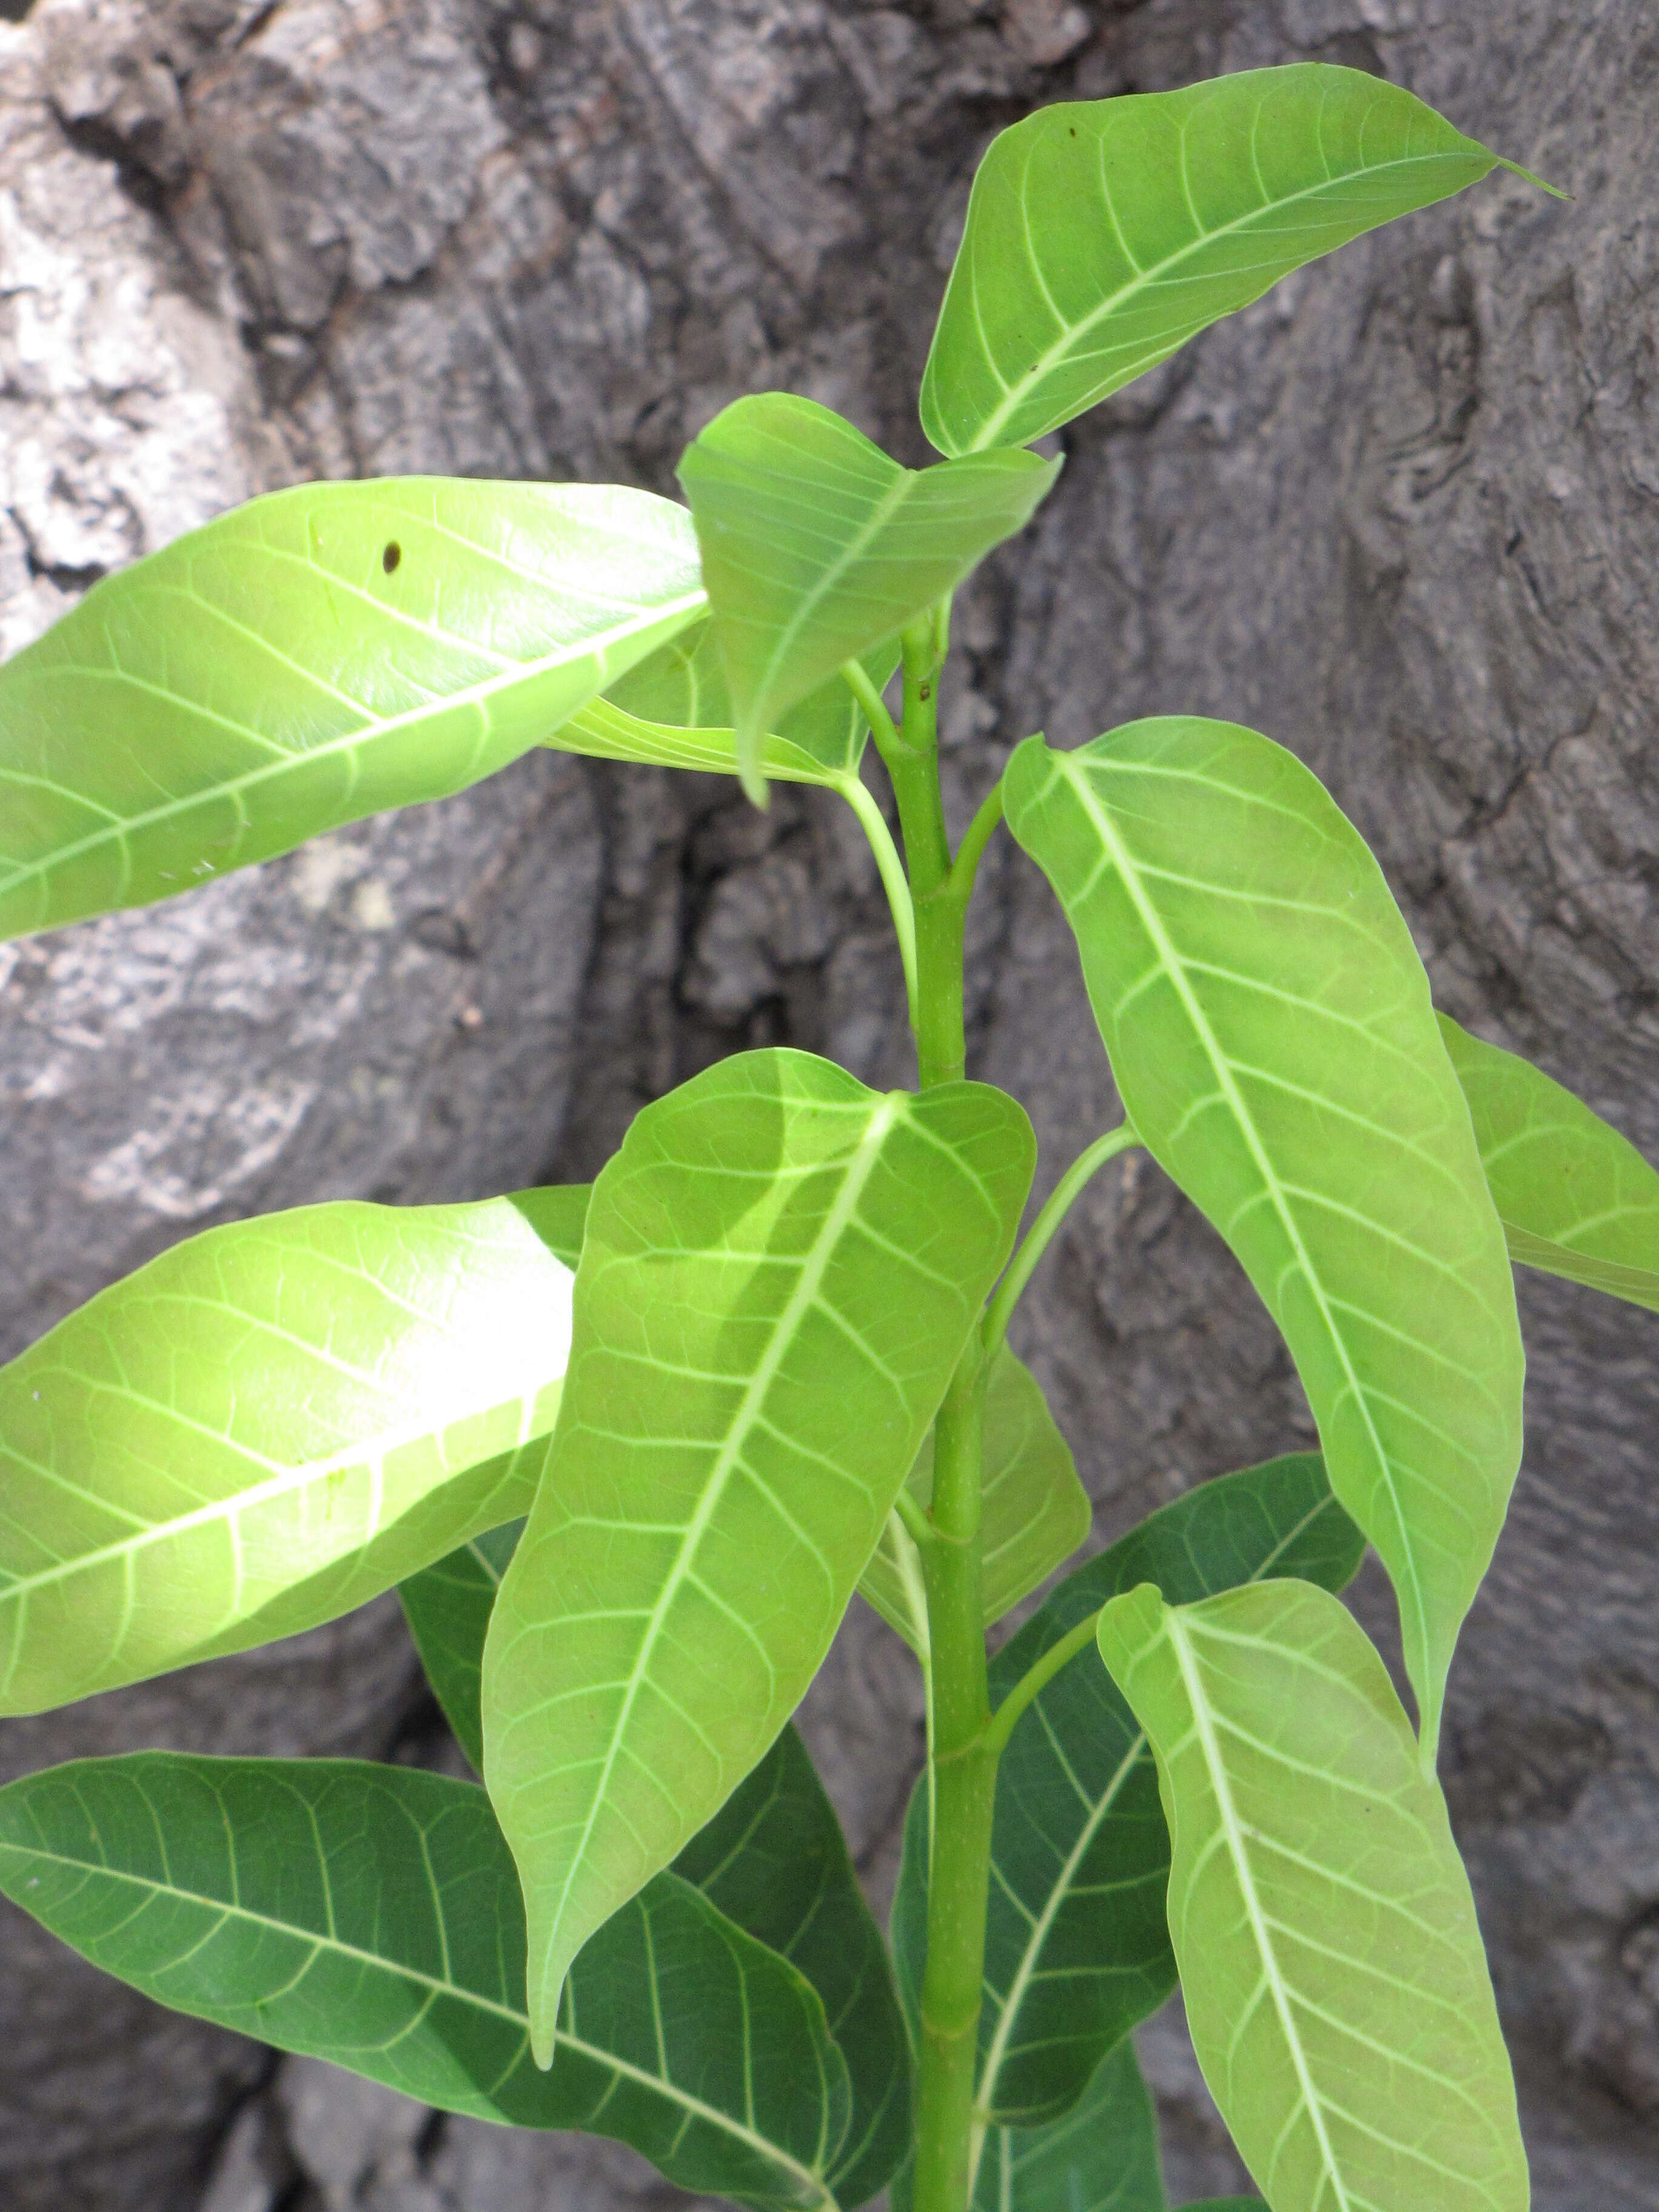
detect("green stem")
[982,1122,1141,1355]
[836,771,919,1030]
[911,1339,996,2212]
[886,606,965,1088]
[984,1606,1106,1759]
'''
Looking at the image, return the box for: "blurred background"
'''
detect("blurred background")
[1,1,1655,2205]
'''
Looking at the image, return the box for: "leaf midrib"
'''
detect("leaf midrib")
[960,128,1483,452]
[0,1832,840,2208]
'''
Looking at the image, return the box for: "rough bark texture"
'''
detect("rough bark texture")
[0,1,1655,2207]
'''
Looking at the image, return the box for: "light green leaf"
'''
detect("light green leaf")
[922,64,1530,457]
[1004,720,1523,1765]
[404,1523,913,2205]
[0,1754,851,2211]
[677,394,1059,800]
[483,1047,1034,2063]
[1439,1012,1659,1312]
[1097,1578,1527,2212]
[858,1347,1088,1656]
[560,617,902,788]
[891,1453,1362,2172]
[971,2042,1167,2212]
[0,1186,583,1715]
[0,478,704,940]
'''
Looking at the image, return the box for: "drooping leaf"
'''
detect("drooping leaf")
[560,618,902,788]
[679,1725,913,2207]
[403,1522,913,2205]
[677,394,1059,800]
[1439,1011,1659,1312]
[922,64,1533,458]
[0,1754,851,2211]
[1004,720,1523,1765]
[484,1048,1034,2062]
[971,2041,1167,2212]
[858,1348,1088,1656]
[0,479,706,940]
[891,1453,1362,2168]
[0,1187,583,1715]
[1097,1578,1528,2212]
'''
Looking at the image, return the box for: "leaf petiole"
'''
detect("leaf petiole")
[984,1122,1141,1354]
[984,1606,1104,1759]
[836,771,919,1029]
[893,1484,937,1552]
[840,654,907,762]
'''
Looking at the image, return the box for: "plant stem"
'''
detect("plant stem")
[886,607,967,1088]
[984,1606,1106,1758]
[911,1338,997,2212]
[836,770,919,1029]
[982,1121,1141,1355]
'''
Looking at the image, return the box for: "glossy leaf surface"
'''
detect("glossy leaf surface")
[0,479,705,939]
[1098,1578,1527,2212]
[0,1754,851,2210]
[561,618,900,787]
[484,1048,1034,2061]
[892,1454,1362,2163]
[1005,720,1523,1763]
[1441,1012,1659,1311]
[0,1187,583,1715]
[971,2042,1165,2212]
[858,1348,1087,1655]
[922,65,1515,457]
[677,394,1058,799]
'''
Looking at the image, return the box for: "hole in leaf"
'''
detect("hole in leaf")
[382,541,402,574]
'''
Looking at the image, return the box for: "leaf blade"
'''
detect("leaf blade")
[1439,1012,1659,1310]
[970,2042,1167,2212]
[0,1753,850,2211]
[0,1189,580,1714]
[0,479,703,939]
[484,1048,1034,2062]
[1004,720,1524,1763]
[922,65,1510,456]
[677,395,1057,799]
[1097,1578,1527,2212]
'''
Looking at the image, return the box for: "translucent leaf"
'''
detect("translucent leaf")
[922,64,1530,457]
[971,2042,1166,2212]
[1098,1578,1527,2212]
[677,394,1058,800]
[483,1047,1034,2062]
[857,1347,1088,1655]
[1004,720,1523,1765]
[0,1187,580,1714]
[560,617,901,788]
[891,1453,1361,2170]
[0,478,704,939]
[0,1754,851,2211]
[1439,1012,1659,1312]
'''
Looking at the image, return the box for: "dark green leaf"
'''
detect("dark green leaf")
[1099,1578,1526,2212]
[922,65,1533,457]
[400,1523,524,1776]
[858,1348,1088,1655]
[484,1047,1034,2062]
[892,1454,1361,2169]
[677,394,1058,800]
[971,2042,1166,2212]
[0,1754,850,2211]
[1004,720,1523,1765]
[1439,1012,1659,1311]
[0,1188,583,1716]
[0,480,704,940]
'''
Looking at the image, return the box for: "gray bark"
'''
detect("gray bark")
[0,1,1654,2206]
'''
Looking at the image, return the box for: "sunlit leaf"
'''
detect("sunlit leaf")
[858,1348,1087,1656]
[484,1048,1034,2062]
[677,394,1058,800]
[1098,1578,1527,2212]
[1004,720,1523,1765]
[0,1754,851,2211]
[922,64,1534,457]
[0,1187,582,1714]
[560,618,901,788]
[971,2041,1166,2212]
[891,1453,1361,2171]
[1440,1012,1659,1312]
[0,478,704,940]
